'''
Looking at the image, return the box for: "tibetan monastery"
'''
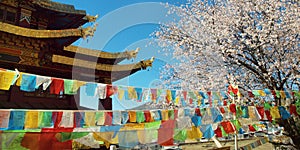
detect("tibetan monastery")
[0,0,153,110]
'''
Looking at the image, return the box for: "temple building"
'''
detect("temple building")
[0,0,153,110]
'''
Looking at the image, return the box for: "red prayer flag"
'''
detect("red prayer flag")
[248,91,254,98]
[223,99,227,106]
[229,104,236,114]
[182,91,187,100]
[50,78,64,94]
[220,121,235,134]
[104,112,113,125]
[195,108,201,116]
[256,106,265,120]
[290,104,298,116]
[264,110,272,122]
[174,109,178,119]
[39,128,73,150]
[219,107,226,114]
[189,98,193,104]
[158,120,175,146]
[144,110,152,122]
[248,125,256,132]
[52,112,63,128]
[271,90,277,99]
[228,84,239,95]
[214,126,222,138]
[106,85,115,97]
[21,132,40,150]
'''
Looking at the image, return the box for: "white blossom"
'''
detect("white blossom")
[155,0,299,91]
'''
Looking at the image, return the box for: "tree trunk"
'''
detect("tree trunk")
[277,116,300,149]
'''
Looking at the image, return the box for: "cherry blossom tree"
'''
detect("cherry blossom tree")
[156,0,299,93]
[155,0,299,148]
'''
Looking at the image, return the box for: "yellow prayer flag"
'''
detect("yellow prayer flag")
[258,90,266,97]
[128,87,137,100]
[85,112,96,127]
[129,111,136,123]
[74,80,86,91]
[123,123,145,130]
[16,72,24,86]
[118,89,125,100]
[280,91,286,99]
[0,71,17,90]
[24,111,39,129]
[175,97,180,105]
[270,106,281,119]
[166,90,172,103]
[248,106,256,119]
[187,126,202,140]
[197,99,201,106]
[161,110,169,121]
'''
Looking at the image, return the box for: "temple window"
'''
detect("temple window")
[6,11,16,23]
[0,5,17,24]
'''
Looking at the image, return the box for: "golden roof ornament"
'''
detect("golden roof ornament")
[81,23,98,39]
[140,57,155,69]
[125,47,140,59]
[84,14,99,22]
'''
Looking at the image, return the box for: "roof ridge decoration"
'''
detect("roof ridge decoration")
[140,57,155,69]
[52,55,154,71]
[64,46,140,60]
[0,22,96,39]
[84,15,99,22]
[80,23,98,39]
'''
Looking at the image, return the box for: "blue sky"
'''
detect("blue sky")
[54,0,186,109]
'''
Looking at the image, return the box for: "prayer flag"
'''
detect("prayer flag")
[128,86,137,100]
[50,78,64,95]
[8,111,25,130]
[24,111,39,129]
[0,71,17,90]
[0,110,10,129]
[85,112,96,127]
[20,74,36,92]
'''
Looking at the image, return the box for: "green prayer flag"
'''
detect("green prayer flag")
[1,132,27,150]
[168,110,174,120]
[230,91,234,97]
[60,132,89,142]
[40,111,52,128]
[60,132,72,142]
[220,126,228,137]
[264,103,271,110]
[275,90,280,98]
[252,90,260,97]
[236,106,243,118]
[145,121,161,129]
[231,120,241,131]
[65,79,77,95]
[174,129,187,142]
[136,111,145,123]
[253,124,259,131]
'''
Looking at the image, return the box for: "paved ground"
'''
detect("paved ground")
[252,142,273,150]
[179,137,273,150]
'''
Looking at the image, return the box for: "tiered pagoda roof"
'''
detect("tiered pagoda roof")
[0,0,154,110]
[0,0,153,84]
